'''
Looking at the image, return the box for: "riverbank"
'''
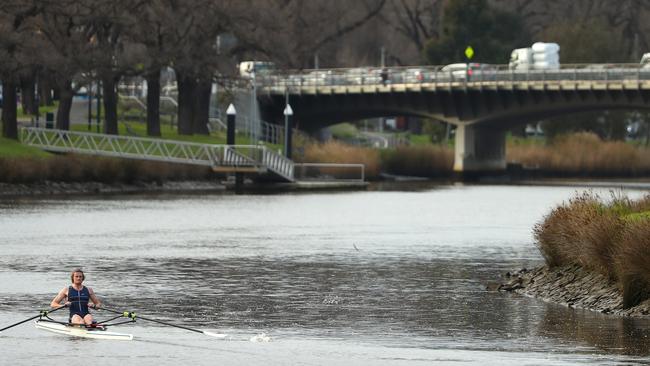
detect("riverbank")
[498,192,650,318]
[0,180,227,198]
[499,265,650,317]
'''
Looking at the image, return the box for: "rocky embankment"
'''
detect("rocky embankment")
[499,264,650,317]
[0,180,226,197]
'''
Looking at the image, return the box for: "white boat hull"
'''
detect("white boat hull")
[35,320,133,340]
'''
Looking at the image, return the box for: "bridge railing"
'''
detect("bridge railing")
[254,63,650,90]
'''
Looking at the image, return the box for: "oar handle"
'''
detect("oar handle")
[0,305,66,332]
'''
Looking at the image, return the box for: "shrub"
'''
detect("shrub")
[535,192,650,307]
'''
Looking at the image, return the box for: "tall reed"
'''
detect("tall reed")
[534,192,650,307]
[508,132,650,176]
[299,141,381,179]
[381,145,453,177]
[0,155,213,184]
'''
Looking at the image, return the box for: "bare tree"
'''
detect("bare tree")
[34,1,97,130]
[232,0,387,68]
[378,0,441,64]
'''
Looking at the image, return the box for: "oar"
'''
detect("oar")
[0,305,66,332]
[99,307,226,338]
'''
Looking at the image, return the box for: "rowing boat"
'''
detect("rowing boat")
[2,305,225,340]
[35,320,133,341]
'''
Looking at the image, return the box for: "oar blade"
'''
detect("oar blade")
[202,330,228,339]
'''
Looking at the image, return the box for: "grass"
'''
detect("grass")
[0,136,51,157]
[69,121,257,145]
[534,192,650,308]
[17,102,59,119]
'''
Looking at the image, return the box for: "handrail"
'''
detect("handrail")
[20,127,294,181]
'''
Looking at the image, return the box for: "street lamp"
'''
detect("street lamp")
[284,99,293,159]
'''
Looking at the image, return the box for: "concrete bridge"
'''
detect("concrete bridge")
[254,64,650,173]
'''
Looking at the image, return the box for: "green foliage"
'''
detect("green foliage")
[329,123,359,139]
[424,0,529,65]
[421,119,447,143]
[623,211,650,222]
[539,18,629,64]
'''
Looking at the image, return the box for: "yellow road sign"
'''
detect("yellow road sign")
[465,46,474,60]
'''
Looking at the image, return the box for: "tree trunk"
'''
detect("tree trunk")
[20,75,37,116]
[102,74,119,135]
[176,72,195,135]
[193,79,211,135]
[145,69,161,137]
[39,74,54,106]
[55,80,74,130]
[1,79,18,139]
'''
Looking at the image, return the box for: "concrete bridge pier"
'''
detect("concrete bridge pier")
[453,124,506,174]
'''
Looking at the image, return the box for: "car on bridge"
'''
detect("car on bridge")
[403,68,426,83]
[440,63,497,82]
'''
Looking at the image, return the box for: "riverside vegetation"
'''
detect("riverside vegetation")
[3,126,650,184]
[533,192,650,309]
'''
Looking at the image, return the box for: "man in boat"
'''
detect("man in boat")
[50,269,101,326]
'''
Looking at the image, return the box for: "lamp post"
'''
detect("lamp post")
[250,71,256,144]
[284,101,293,159]
[226,103,236,145]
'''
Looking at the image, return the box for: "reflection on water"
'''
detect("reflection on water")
[539,305,650,356]
[1,185,649,365]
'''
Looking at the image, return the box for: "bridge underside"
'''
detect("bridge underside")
[260,85,650,173]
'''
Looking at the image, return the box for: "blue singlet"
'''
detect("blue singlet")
[68,286,90,319]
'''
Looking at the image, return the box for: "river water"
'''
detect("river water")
[0,184,649,365]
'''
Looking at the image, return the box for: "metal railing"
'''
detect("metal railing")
[20,127,295,181]
[253,63,650,91]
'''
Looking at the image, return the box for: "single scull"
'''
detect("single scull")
[35,319,133,340]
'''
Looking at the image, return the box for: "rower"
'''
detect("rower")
[50,269,101,326]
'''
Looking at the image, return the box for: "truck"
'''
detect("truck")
[509,48,533,70]
[238,61,275,78]
[509,42,560,71]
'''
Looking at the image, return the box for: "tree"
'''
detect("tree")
[84,0,146,135]
[424,0,529,65]
[231,0,387,68]
[378,0,442,64]
[539,18,627,63]
[36,1,95,131]
[539,18,629,140]
[0,1,41,139]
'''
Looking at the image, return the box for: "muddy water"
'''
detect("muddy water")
[1,185,649,365]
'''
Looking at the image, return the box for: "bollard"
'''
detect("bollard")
[45,112,54,129]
